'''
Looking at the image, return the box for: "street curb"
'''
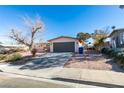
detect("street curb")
[0,72,101,88]
[52,77,124,88]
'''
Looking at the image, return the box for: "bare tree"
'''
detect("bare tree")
[92,27,110,51]
[9,16,44,56]
[92,26,110,40]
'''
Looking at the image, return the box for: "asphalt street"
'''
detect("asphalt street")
[0,73,71,88]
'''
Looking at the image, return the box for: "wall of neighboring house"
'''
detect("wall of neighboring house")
[111,31,124,51]
[49,37,79,52]
[0,46,5,53]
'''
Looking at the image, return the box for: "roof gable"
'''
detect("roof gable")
[48,36,77,42]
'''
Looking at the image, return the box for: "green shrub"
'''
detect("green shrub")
[0,54,6,60]
[6,53,22,62]
[101,48,113,55]
[101,48,124,68]
[109,49,116,57]
[101,48,117,57]
[101,48,106,54]
[115,52,124,67]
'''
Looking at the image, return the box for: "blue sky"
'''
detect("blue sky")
[0,5,124,44]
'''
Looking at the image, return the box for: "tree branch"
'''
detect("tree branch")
[9,29,30,47]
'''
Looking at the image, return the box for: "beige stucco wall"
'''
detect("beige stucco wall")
[49,37,79,52]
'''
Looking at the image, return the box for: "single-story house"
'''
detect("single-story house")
[109,28,124,51]
[48,36,81,52]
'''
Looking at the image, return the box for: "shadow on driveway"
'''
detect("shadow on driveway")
[9,53,72,70]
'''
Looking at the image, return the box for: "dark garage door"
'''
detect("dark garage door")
[53,42,75,52]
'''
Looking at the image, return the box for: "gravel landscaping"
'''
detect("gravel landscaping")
[64,54,124,72]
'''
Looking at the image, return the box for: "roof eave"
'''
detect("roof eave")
[109,29,124,37]
[48,36,77,42]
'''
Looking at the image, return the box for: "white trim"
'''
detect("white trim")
[49,43,53,52]
[49,37,78,52]
[75,41,79,53]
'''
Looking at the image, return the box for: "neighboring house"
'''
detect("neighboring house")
[0,44,19,50]
[0,44,28,53]
[85,38,94,49]
[48,36,80,52]
[0,45,5,52]
[35,43,50,52]
[109,28,124,51]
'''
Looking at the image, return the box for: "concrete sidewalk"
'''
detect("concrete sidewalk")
[53,68,124,87]
[1,65,124,87]
[1,62,124,87]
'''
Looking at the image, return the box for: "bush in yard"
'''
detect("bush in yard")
[115,52,124,68]
[6,53,23,62]
[101,48,116,57]
[101,48,106,54]
[109,49,117,58]
[0,54,6,60]
[101,48,124,68]
[101,48,111,54]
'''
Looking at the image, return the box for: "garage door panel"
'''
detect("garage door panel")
[53,42,75,52]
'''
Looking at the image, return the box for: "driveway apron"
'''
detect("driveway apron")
[0,53,73,78]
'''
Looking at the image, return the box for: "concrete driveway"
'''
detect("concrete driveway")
[0,53,72,78]
[12,53,72,70]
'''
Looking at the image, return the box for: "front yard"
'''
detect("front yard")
[0,51,124,87]
[64,53,124,72]
[0,49,123,72]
